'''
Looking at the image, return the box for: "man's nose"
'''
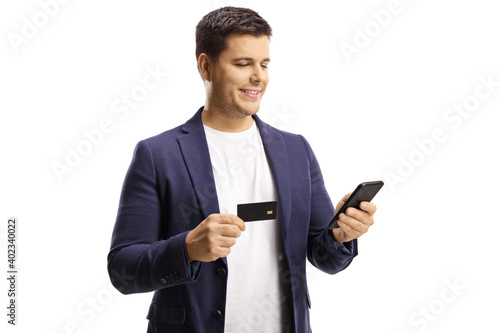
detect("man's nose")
[250,65,266,83]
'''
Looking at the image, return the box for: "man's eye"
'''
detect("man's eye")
[261,64,269,69]
[236,63,248,67]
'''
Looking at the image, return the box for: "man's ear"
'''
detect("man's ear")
[198,53,213,82]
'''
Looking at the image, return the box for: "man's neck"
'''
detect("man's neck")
[201,108,255,133]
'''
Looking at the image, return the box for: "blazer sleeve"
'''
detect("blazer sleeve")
[107,140,200,295]
[301,136,359,274]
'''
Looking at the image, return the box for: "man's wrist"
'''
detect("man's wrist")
[331,228,352,244]
[327,228,355,256]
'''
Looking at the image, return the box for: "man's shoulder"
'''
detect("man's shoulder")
[140,123,185,147]
[256,116,307,146]
[137,108,202,148]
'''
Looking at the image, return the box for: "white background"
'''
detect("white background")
[1,0,499,332]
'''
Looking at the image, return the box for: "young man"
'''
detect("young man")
[107,6,377,333]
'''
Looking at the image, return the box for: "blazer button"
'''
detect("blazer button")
[217,268,226,277]
[213,309,222,318]
[160,278,167,284]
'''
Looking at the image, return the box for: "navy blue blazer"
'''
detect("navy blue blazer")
[107,107,358,332]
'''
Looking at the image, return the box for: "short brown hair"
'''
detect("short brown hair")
[195,6,272,66]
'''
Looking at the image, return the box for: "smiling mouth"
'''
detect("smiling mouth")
[239,89,260,95]
[239,89,262,100]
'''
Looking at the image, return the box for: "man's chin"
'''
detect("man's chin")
[242,104,261,116]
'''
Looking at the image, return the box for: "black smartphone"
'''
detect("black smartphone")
[328,181,384,229]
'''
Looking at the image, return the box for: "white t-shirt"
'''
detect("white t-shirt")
[204,121,292,332]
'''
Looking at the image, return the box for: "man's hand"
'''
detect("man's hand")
[332,192,377,243]
[185,214,246,262]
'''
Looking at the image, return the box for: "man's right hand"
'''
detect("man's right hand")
[185,214,246,262]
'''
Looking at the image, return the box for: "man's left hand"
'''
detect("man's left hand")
[332,192,377,243]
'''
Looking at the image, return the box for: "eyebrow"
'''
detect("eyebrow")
[232,57,271,62]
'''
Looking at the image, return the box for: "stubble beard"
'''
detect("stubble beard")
[212,89,259,119]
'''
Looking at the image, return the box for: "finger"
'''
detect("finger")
[338,213,368,234]
[218,214,246,231]
[345,207,374,226]
[217,235,238,248]
[343,192,353,201]
[217,246,232,258]
[234,216,246,231]
[337,219,363,239]
[338,192,352,206]
[359,201,377,215]
[336,192,352,212]
[337,219,359,236]
[219,225,242,238]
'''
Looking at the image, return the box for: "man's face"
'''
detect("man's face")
[207,34,270,119]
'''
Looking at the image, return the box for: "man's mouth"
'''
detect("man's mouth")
[239,89,261,99]
[240,89,259,95]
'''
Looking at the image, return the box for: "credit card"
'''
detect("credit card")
[237,201,278,222]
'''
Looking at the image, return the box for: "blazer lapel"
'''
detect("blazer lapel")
[254,115,292,241]
[177,107,220,220]
[177,109,227,267]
